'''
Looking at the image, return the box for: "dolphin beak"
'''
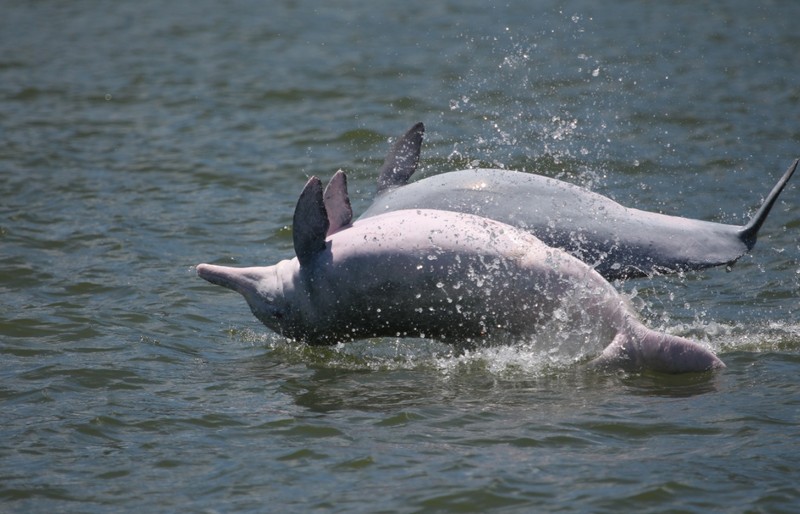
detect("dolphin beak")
[196,263,259,296]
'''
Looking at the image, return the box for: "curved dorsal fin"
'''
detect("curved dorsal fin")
[323,169,353,236]
[376,122,425,195]
[738,158,798,249]
[293,176,330,266]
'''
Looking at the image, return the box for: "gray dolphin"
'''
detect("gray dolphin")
[361,123,797,279]
[198,173,724,373]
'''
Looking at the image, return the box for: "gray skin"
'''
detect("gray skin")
[197,174,724,374]
[361,123,797,279]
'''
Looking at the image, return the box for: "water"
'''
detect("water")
[2,0,799,511]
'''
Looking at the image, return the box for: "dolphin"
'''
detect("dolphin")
[197,173,724,373]
[361,123,797,279]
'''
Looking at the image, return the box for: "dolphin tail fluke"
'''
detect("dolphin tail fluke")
[738,158,798,249]
[376,122,425,195]
[591,322,725,374]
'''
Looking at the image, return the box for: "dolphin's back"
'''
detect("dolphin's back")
[360,168,746,279]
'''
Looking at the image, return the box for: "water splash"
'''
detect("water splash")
[226,305,800,382]
[442,14,618,173]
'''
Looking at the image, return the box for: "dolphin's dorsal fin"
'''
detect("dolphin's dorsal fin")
[323,170,353,236]
[376,122,425,195]
[738,158,798,249]
[293,176,330,266]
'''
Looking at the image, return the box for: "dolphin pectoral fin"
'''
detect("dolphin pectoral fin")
[376,122,425,195]
[738,158,798,249]
[293,176,330,267]
[592,326,725,374]
[323,170,353,235]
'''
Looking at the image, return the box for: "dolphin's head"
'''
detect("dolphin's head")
[197,263,290,333]
[196,174,343,343]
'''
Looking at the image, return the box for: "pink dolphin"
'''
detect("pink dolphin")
[197,173,724,373]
